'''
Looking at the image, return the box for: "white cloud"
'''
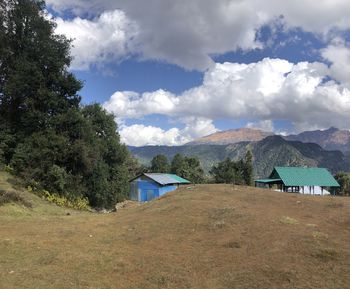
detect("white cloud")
[104,58,350,133]
[48,0,350,70]
[119,117,218,146]
[120,125,187,146]
[265,0,350,35]
[49,0,267,70]
[321,40,350,86]
[54,10,138,70]
[103,90,178,118]
[246,120,274,132]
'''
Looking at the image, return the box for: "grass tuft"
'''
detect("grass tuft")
[312,248,339,262]
[279,216,298,225]
[0,189,32,208]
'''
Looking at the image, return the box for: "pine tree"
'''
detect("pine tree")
[0,1,130,208]
[151,154,169,173]
[244,150,254,186]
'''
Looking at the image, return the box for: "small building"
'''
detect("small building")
[129,173,191,202]
[255,167,340,195]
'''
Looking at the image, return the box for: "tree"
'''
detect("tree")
[0,1,130,208]
[210,158,237,184]
[151,154,169,173]
[183,156,205,183]
[171,153,186,176]
[210,155,253,185]
[243,150,254,186]
[170,153,205,183]
[0,0,81,137]
[335,172,350,196]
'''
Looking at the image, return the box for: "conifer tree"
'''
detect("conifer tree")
[0,1,130,208]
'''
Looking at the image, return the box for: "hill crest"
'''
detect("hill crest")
[187,127,274,145]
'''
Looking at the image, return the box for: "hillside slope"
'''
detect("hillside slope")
[0,171,75,217]
[1,185,349,289]
[129,136,350,177]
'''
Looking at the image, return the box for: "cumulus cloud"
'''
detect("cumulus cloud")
[49,0,266,70]
[120,125,186,146]
[48,0,350,70]
[104,58,350,135]
[54,10,138,70]
[246,120,274,132]
[103,90,178,118]
[119,117,218,146]
[321,40,350,86]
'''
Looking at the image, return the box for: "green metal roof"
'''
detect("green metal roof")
[130,173,191,185]
[270,167,339,187]
[255,178,282,184]
[166,174,191,184]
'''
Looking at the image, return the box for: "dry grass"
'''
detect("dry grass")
[0,177,350,289]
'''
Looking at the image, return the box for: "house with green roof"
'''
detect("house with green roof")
[255,167,340,195]
[129,173,191,202]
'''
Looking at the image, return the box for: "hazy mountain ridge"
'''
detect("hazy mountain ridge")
[284,127,350,152]
[129,135,350,178]
[187,128,274,145]
[188,127,350,153]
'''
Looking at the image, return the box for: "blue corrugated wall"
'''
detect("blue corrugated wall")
[159,185,177,197]
[131,179,178,202]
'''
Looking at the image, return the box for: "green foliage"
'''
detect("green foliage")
[0,1,130,209]
[126,156,149,178]
[243,150,254,186]
[171,153,205,183]
[151,154,170,173]
[171,153,187,176]
[42,190,90,211]
[210,155,253,186]
[335,172,350,196]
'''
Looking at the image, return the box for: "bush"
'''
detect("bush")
[335,172,350,196]
[0,189,32,208]
[42,190,90,211]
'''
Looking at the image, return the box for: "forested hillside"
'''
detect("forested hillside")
[0,0,130,208]
[130,136,350,177]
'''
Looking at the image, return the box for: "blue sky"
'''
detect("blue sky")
[47,0,350,146]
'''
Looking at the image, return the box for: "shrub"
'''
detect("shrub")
[42,190,90,211]
[0,189,32,208]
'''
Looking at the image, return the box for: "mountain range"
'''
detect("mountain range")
[129,127,350,177]
[187,128,274,145]
[189,127,350,152]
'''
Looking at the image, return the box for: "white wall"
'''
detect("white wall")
[284,186,331,195]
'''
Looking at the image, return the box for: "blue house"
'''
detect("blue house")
[129,173,191,202]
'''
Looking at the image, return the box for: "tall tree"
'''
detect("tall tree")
[0,1,130,208]
[170,153,205,183]
[151,154,169,173]
[210,158,234,184]
[243,150,254,186]
[171,153,187,176]
[335,172,350,196]
[0,0,81,137]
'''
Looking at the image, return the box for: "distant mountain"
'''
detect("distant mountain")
[284,127,350,152]
[187,128,274,145]
[129,135,350,178]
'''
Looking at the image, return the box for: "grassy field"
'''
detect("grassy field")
[0,171,350,289]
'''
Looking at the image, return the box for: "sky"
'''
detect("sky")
[46,0,350,146]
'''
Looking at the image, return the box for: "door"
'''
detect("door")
[146,189,155,201]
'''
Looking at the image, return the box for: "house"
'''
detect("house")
[255,167,340,195]
[129,173,191,202]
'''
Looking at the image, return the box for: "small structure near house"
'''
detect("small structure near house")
[129,173,191,202]
[255,167,340,195]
